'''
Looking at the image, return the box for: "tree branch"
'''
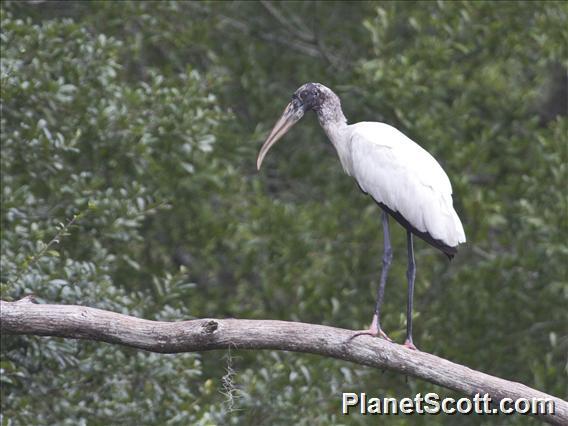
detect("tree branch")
[1,298,566,424]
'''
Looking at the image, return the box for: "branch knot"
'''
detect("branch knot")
[201,320,219,334]
[15,295,38,304]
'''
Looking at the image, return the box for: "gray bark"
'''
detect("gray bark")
[1,297,566,424]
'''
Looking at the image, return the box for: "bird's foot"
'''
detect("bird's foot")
[403,338,418,351]
[349,326,392,342]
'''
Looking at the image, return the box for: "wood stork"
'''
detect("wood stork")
[257,82,466,350]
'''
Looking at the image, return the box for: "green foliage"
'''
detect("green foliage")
[1,10,224,424]
[1,1,567,425]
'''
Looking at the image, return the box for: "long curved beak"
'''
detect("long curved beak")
[257,101,304,170]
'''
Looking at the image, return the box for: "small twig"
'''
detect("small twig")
[312,2,343,71]
[8,213,81,286]
[184,2,342,63]
[260,1,315,43]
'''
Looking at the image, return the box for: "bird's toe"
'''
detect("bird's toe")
[403,339,419,351]
[349,327,392,342]
[377,329,393,342]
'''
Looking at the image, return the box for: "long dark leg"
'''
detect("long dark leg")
[404,231,418,350]
[350,210,393,341]
[369,210,393,339]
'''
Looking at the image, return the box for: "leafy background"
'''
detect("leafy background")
[1,1,566,425]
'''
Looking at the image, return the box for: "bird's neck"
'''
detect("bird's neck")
[315,94,352,174]
[316,94,348,144]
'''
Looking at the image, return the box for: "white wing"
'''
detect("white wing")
[347,122,466,247]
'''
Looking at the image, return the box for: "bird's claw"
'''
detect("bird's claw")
[377,328,393,342]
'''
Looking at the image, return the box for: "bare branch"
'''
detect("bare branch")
[1,299,566,424]
[184,2,341,64]
[260,1,315,43]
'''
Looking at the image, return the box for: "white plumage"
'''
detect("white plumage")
[256,82,467,349]
[330,121,466,248]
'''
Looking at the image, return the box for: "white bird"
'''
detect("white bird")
[257,82,466,349]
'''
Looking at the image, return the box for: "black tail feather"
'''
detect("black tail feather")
[376,202,457,260]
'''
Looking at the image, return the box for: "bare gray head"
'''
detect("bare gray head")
[256,82,347,170]
[291,83,347,126]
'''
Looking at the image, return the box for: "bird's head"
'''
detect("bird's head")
[256,82,327,170]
